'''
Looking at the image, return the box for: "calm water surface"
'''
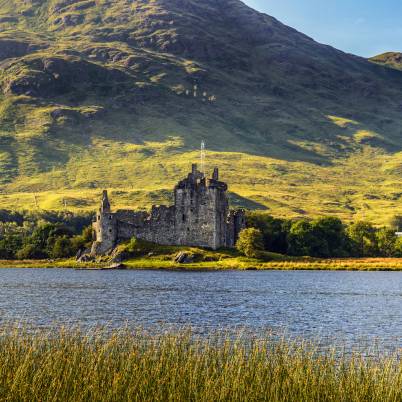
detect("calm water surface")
[0,269,402,349]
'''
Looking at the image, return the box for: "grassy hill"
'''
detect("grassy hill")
[370,52,402,71]
[1,0,402,224]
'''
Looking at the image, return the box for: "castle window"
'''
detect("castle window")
[182,214,186,223]
[109,229,112,233]
[109,215,113,220]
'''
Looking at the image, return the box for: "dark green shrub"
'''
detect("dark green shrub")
[16,244,47,260]
[236,228,264,258]
[376,227,397,257]
[347,221,378,257]
[245,212,289,254]
[50,236,74,259]
[0,235,23,259]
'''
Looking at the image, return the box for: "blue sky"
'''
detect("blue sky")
[244,0,402,57]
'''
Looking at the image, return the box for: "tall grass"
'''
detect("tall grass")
[0,327,401,401]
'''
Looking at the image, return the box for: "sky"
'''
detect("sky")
[244,0,402,57]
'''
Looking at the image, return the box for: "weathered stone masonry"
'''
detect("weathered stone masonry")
[91,165,246,255]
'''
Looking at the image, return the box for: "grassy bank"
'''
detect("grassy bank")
[0,327,401,401]
[2,242,402,271]
[123,256,402,271]
[2,256,402,271]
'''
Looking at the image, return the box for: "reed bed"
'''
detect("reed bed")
[0,327,402,401]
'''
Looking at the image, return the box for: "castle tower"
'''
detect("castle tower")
[91,190,118,255]
[207,168,230,249]
[174,164,230,249]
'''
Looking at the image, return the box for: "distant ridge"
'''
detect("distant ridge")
[370,52,402,71]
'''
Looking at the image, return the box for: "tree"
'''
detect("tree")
[0,235,23,259]
[376,227,397,257]
[70,226,94,254]
[28,223,60,256]
[236,228,264,258]
[312,217,350,257]
[245,212,289,254]
[16,223,73,260]
[287,220,324,257]
[394,237,402,257]
[50,236,73,259]
[347,221,378,257]
[16,244,47,260]
[81,226,94,243]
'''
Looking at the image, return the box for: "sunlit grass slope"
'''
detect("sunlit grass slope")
[1,137,402,225]
[370,52,402,71]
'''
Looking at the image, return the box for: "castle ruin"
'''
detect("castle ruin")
[91,164,246,255]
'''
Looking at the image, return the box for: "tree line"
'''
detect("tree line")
[0,210,93,260]
[1,209,402,260]
[236,212,402,259]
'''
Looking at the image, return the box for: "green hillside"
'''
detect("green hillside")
[1,0,402,224]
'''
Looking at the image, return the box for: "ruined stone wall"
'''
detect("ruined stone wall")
[91,166,247,255]
[226,212,235,248]
[146,205,176,245]
[111,183,232,250]
[225,209,246,248]
[115,210,148,241]
[115,210,148,226]
[233,210,246,242]
[114,206,176,245]
[209,184,230,249]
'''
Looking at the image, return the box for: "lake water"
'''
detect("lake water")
[1,268,402,350]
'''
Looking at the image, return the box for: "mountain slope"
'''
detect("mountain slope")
[370,52,402,71]
[1,0,402,224]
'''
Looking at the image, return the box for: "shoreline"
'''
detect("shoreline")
[2,257,402,271]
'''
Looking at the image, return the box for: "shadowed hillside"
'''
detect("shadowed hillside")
[1,0,402,223]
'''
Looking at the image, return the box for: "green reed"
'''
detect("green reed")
[0,326,401,402]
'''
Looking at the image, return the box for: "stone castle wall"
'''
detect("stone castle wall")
[91,165,246,255]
